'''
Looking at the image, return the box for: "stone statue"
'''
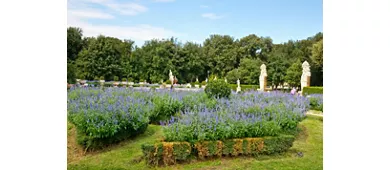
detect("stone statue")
[301,61,311,90]
[237,79,241,92]
[206,78,208,83]
[214,76,217,80]
[196,77,199,82]
[225,78,227,83]
[259,64,267,91]
[169,70,174,85]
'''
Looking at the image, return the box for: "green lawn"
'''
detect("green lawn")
[68,115,323,170]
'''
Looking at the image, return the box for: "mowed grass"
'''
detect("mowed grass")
[67,115,323,170]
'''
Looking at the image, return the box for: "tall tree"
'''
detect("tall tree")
[67,27,83,61]
[75,35,130,80]
[310,39,323,71]
[67,27,83,83]
[284,60,302,89]
[203,35,238,77]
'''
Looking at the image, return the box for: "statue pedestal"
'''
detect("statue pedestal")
[237,86,241,92]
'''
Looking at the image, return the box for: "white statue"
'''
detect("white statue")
[206,78,208,83]
[259,64,267,91]
[169,70,174,85]
[236,79,241,92]
[196,77,199,82]
[225,78,227,83]
[214,76,217,80]
[301,61,311,90]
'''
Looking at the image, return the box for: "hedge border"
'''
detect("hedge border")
[141,135,295,166]
[302,86,323,95]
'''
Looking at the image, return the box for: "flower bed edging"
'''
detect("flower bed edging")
[141,135,295,166]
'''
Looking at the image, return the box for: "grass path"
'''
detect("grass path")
[68,115,322,170]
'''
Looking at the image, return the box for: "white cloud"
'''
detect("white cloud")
[154,0,175,2]
[200,5,209,8]
[106,3,147,15]
[69,0,148,16]
[68,9,114,19]
[68,13,181,45]
[201,13,223,20]
[67,0,181,45]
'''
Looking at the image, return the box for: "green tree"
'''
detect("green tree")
[203,35,238,77]
[67,27,83,61]
[75,35,131,80]
[267,54,288,89]
[284,61,302,88]
[310,39,323,71]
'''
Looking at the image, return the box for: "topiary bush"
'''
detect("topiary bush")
[204,79,231,98]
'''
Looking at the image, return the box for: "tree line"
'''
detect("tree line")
[67,27,323,88]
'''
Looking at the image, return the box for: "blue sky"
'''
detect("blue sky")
[68,0,323,47]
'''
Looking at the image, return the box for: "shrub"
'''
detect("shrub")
[201,81,206,86]
[99,76,104,80]
[165,79,171,85]
[149,95,184,124]
[113,76,119,81]
[302,86,323,95]
[229,84,258,91]
[308,94,323,111]
[122,78,127,82]
[141,135,295,166]
[67,88,151,150]
[142,142,191,166]
[162,91,309,143]
[204,79,231,99]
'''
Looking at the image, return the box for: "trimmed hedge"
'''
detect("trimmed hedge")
[141,135,295,166]
[302,86,323,95]
[142,142,192,166]
[229,84,259,91]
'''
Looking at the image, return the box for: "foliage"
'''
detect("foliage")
[67,27,83,61]
[113,76,119,81]
[149,94,184,124]
[310,39,323,71]
[67,61,77,84]
[142,142,191,166]
[308,94,323,111]
[284,61,302,88]
[162,91,309,143]
[99,76,104,80]
[68,27,323,86]
[204,79,231,99]
[68,116,323,170]
[302,86,323,95]
[67,88,151,149]
[225,58,262,84]
[229,84,258,91]
[141,135,295,166]
[201,81,206,86]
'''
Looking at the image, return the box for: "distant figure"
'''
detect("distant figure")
[291,88,297,95]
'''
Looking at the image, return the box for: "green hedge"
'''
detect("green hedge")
[229,84,259,91]
[302,86,323,95]
[141,135,295,166]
